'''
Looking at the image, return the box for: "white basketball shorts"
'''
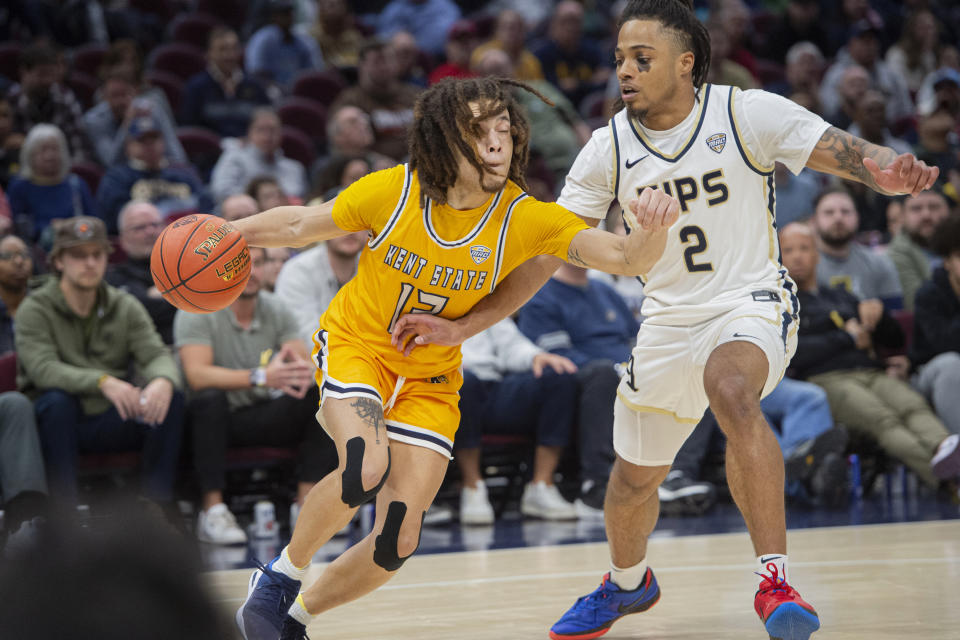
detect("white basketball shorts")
[613,297,798,466]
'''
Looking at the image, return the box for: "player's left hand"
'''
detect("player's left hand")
[531,353,578,377]
[139,377,174,426]
[863,154,939,196]
[391,314,466,357]
[627,188,680,232]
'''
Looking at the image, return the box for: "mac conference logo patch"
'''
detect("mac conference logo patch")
[706,133,727,154]
[470,245,491,265]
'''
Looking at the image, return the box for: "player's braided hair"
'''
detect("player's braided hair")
[408,77,552,207]
[619,0,711,89]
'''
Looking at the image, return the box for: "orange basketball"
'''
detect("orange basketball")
[151,214,252,313]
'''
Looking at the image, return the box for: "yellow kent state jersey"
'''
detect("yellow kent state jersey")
[321,163,588,379]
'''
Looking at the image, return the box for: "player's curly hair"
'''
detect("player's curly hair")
[619,0,711,89]
[931,210,960,258]
[408,77,552,207]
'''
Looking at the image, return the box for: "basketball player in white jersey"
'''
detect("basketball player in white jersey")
[391,2,939,639]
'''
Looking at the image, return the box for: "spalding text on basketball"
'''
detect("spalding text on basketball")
[193,221,236,262]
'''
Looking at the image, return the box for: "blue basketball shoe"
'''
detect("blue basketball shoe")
[549,568,660,639]
[236,558,301,640]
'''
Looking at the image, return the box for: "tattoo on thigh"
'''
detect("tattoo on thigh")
[351,397,385,444]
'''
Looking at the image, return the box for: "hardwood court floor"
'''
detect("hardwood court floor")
[208,520,960,639]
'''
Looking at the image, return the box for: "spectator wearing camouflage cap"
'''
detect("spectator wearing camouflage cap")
[15,216,184,506]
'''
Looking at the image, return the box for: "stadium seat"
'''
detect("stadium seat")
[277,97,328,146]
[196,0,248,32]
[147,43,206,82]
[892,309,914,353]
[0,42,22,83]
[176,126,223,181]
[71,161,105,195]
[280,126,316,168]
[291,69,347,108]
[71,43,109,78]
[65,72,99,111]
[754,58,786,87]
[0,351,16,393]
[127,0,176,20]
[169,12,223,51]
[145,70,185,114]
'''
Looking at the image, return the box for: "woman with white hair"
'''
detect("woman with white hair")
[6,124,99,245]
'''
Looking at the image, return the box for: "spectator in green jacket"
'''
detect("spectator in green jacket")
[886,189,950,311]
[15,216,183,505]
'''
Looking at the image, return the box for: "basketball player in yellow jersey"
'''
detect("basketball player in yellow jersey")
[229,76,681,640]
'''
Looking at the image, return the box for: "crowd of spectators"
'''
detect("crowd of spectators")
[1,0,960,552]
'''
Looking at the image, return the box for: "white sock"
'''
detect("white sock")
[757,554,788,583]
[272,546,308,582]
[288,593,313,626]
[610,559,648,591]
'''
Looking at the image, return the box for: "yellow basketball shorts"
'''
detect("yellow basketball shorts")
[311,328,462,459]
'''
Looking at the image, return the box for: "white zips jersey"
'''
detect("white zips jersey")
[559,84,830,327]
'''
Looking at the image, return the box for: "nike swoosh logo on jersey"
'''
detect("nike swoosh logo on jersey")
[733,332,759,340]
[625,155,648,169]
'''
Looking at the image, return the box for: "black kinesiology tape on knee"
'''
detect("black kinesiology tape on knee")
[340,437,391,507]
[373,500,424,571]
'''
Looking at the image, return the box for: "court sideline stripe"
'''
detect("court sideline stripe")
[213,555,959,602]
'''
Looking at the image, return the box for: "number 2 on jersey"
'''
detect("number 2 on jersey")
[387,282,450,333]
[680,225,713,273]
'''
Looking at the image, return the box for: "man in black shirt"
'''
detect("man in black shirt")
[911,213,960,436]
[780,222,960,489]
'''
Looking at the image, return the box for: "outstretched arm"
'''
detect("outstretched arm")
[230,198,348,248]
[805,126,939,196]
[390,189,678,354]
[566,188,678,276]
[390,253,564,355]
[390,216,607,355]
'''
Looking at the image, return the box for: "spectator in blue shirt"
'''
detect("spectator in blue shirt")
[376,0,462,57]
[96,115,212,233]
[180,27,271,140]
[519,262,638,368]
[517,262,638,514]
[7,124,98,245]
[245,0,323,91]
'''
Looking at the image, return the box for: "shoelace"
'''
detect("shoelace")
[582,574,613,604]
[252,559,295,616]
[280,615,311,640]
[755,563,789,594]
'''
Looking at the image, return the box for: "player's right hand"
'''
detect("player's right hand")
[391,314,466,357]
[626,188,680,232]
[266,345,314,398]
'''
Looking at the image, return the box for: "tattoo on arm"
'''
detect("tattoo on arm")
[567,245,588,267]
[351,397,385,444]
[812,127,897,191]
